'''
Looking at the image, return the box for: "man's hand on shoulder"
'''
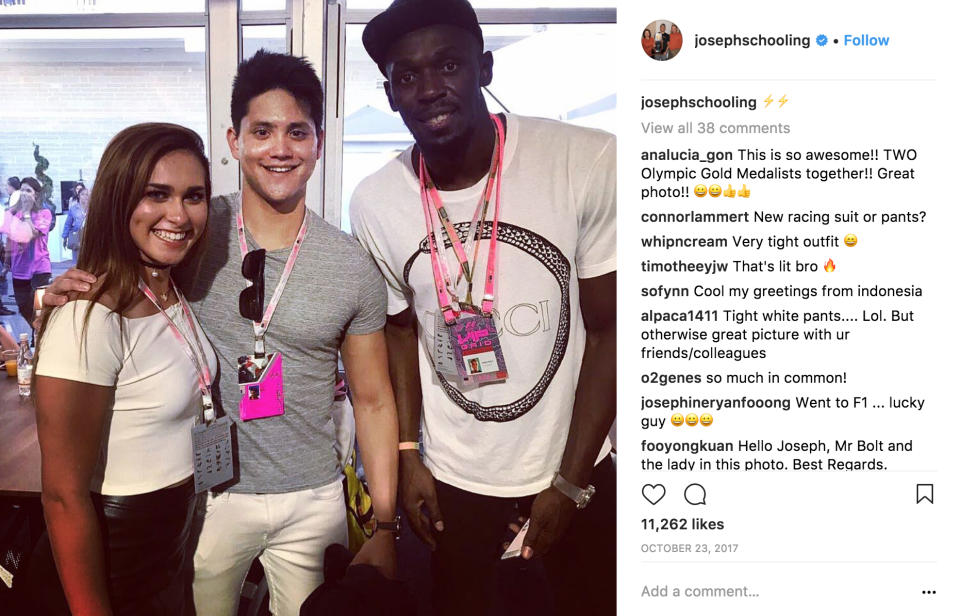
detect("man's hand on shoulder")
[43,268,97,307]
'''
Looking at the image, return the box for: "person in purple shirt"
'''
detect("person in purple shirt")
[0,176,21,316]
[1,176,52,324]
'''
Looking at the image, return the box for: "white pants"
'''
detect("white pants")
[192,482,347,616]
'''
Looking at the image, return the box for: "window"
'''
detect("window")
[0,0,204,15]
[242,0,287,10]
[243,24,287,59]
[348,1,613,8]
[0,27,208,234]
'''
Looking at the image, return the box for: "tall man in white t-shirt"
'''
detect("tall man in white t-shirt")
[350,1,616,614]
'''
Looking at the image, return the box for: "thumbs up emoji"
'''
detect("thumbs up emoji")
[738,184,751,198]
[723,184,737,198]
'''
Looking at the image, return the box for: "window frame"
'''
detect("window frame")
[0,2,615,225]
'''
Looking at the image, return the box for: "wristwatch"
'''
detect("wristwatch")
[374,515,402,536]
[551,472,596,510]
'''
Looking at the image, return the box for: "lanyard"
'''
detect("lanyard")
[236,200,309,353]
[419,114,505,323]
[139,279,214,422]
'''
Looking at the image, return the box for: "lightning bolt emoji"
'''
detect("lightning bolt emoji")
[778,95,788,108]
[764,95,774,108]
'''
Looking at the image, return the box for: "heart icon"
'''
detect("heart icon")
[642,484,666,505]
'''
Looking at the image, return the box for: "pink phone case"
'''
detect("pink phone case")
[238,352,285,421]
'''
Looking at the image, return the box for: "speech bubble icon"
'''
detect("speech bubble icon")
[684,483,707,506]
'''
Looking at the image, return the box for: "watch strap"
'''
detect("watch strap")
[551,472,596,509]
[375,515,401,535]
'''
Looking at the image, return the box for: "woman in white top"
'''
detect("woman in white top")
[26,123,215,615]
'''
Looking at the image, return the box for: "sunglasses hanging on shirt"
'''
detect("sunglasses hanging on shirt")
[239,248,266,323]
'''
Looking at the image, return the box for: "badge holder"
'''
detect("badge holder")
[238,348,285,421]
[433,310,463,379]
[191,396,235,493]
[450,308,508,383]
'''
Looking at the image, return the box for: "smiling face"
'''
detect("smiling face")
[383,24,492,153]
[227,88,322,213]
[128,150,208,268]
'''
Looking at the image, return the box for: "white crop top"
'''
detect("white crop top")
[35,299,218,495]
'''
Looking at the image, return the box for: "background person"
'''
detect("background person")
[66,181,85,212]
[5,176,21,209]
[26,123,214,615]
[653,23,670,60]
[669,24,683,58]
[1,176,52,325]
[0,325,16,351]
[61,184,89,256]
[642,28,654,58]
[0,178,14,315]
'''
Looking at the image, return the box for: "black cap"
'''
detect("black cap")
[362,0,483,74]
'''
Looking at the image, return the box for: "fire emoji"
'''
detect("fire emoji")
[824,259,836,273]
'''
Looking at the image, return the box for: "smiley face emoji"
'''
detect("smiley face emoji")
[700,413,713,426]
[685,413,699,426]
[708,184,722,198]
[694,184,707,197]
[671,413,684,426]
[844,233,857,247]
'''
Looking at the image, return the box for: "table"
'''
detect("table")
[0,376,41,497]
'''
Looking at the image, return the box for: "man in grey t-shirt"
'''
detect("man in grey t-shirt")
[46,51,400,616]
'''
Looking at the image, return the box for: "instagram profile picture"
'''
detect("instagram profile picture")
[644,20,682,61]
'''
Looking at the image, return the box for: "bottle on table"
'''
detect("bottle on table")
[17,333,33,398]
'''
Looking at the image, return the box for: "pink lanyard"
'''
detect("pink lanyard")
[138,280,214,422]
[419,114,505,323]
[236,202,309,351]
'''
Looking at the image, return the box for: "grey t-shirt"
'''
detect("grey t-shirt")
[180,193,386,493]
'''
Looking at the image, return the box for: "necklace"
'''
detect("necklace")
[139,257,171,278]
[148,278,170,303]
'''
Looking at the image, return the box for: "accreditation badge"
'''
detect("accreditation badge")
[191,416,235,493]
[433,310,462,378]
[450,310,508,383]
[238,352,285,421]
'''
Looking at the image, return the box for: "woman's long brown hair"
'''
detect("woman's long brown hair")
[33,123,211,371]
